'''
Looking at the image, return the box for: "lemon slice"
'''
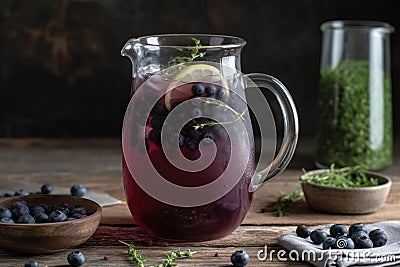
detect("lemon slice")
[164,64,229,110]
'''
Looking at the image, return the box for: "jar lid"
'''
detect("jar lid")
[321,20,395,33]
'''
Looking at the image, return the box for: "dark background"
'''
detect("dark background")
[1,0,399,148]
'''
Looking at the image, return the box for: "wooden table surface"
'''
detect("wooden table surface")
[0,139,399,266]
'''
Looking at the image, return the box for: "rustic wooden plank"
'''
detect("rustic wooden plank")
[0,244,311,266]
[88,225,300,247]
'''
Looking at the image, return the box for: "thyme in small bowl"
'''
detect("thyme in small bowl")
[299,164,379,188]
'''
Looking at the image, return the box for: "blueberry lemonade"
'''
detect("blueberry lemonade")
[122,61,255,241]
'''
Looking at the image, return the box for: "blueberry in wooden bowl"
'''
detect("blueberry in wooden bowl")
[0,194,102,254]
[300,165,391,214]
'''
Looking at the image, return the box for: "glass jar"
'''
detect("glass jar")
[316,20,394,170]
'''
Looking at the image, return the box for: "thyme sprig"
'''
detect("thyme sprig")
[169,38,206,66]
[299,164,378,188]
[192,99,247,130]
[119,240,195,267]
[153,249,195,267]
[119,240,145,267]
[268,189,304,217]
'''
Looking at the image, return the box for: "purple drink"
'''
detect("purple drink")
[122,66,255,241]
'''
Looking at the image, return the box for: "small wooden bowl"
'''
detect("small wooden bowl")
[0,194,102,255]
[301,170,391,214]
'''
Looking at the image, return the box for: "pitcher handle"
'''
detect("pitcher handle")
[246,73,299,192]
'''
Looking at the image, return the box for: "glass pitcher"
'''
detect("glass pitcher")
[121,34,298,241]
[316,21,394,170]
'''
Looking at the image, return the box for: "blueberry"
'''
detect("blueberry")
[11,200,28,210]
[368,228,385,239]
[17,215,35,224]
[0,217,15,224]
[310,229,328,245]
[67,251,86,267]
[149,129,162,146]
[150,117,163,130]
[351,231,373,249]
[216,88,227,100]
[34,213,49,223]
[71,205,87,216]
[49,210,67,222]
[41,183,53,194]
[67,217,77,221]
[329,224,348,238]
[191,83,205,96]
[333,237,354,249]
[369,229,388,247]
[72,213,86,219]
[30,206,45,216]
[351,230,369,240]
[349,223,367,236]
[203,132,215,141]
[4,191,15,197]
[0,207,12,219]
[178,133,186,147]
[296,225,312,238]
[24,261,39,267]
[71,184,87,197]
[371,233,387,247]
[56,203,71,215]
[355,238,373,249]
[345,238,355,249]
[322,237,336,249]
[187,139,198,150]
[12,205,30,218]
[230,250,249,267]
[14,189,29,196]
[188,129,200,139]
[205,85,217,96]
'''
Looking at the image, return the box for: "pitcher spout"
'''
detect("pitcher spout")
[121,38,138,59]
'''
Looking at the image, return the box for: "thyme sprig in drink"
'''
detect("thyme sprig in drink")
[121,34,299,241]
[123,63,255,241]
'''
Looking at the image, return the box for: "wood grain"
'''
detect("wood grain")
[0,139,399,266]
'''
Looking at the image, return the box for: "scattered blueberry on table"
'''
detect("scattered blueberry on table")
[71,184,87,197]
[230,250,250,267]
[296,223,388,249]
[24,261,39,267]
[296,225,312,238]
[40,183,53,194]
[329,224,348,238]
[0,182,89,198]
[310,229,328,245]
[67,251,86,267]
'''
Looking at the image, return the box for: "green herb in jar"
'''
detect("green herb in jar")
[299,164,379,188]
[316,60,392,170]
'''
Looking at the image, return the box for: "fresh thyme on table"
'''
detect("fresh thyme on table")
[299,164,379,188]
[119,240,195,267]
[268,189,304,217]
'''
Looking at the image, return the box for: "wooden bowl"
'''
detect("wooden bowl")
[301,170,391,214]
[0,194,102,255]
